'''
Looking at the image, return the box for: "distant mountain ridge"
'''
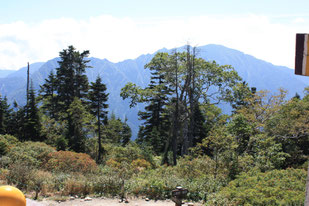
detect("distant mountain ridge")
[0,70,15,78]
[0,44,308,138]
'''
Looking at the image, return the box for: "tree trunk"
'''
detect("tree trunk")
[185,45,196,155]
[181,118,188,156]
[172,110,178,166]
[172,52,179,166]
[97,105,103,162]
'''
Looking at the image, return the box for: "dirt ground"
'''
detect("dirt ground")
[26,198,203,206]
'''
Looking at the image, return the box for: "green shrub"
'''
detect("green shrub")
[0,168,9,183]
[44,151,98,174]
[30,170,53,199]
[207,168,306,205]
[126,168,176,200]
[0,134,19,145]
[92,171,123,197]
[105,143,155,166]
[131,159,151,170]
[175,156,216,180]
[7,161,33,190]
[0,140,9,156]
[125,162,227,201]
[0,134,19,156]
[62,174,93,197]
[7,141,55,168]
[51,172,71,192]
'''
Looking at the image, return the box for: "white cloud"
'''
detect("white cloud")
[0,14,306,70]
[293,17,305,23]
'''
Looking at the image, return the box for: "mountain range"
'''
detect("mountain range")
[0,44,309,138]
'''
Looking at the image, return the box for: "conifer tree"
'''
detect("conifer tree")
[137,53,171,154]
[39,71,57,118]
[103,113,132,145]
[121,117,131,146]
[55,45,90,114]
[0,96,12,134]
[88,76,109,161]
[42,45,91,151]
[67,98,91,152]
[24,82,42,141]
[5,101,23,138]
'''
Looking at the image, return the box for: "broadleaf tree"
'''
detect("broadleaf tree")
[121,45,242,165]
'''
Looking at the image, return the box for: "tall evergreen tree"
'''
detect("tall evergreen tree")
[88,76,109,161]
[67,98,91,152]
[6,101,24,138]
[121,117,131,146]
[103,113,132,145]
[192,104,207,146]
[39,71,58,119]
[55,45,90,114]
[24,82,42,141]
[39,45,92,151]
[137,53,171,154]
[0,96,12,134]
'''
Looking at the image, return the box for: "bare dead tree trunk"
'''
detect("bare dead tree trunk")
[172,52,179,166]
[27,62,30,105]
[183,45,197,155]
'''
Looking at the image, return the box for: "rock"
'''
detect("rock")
[84,197,92,201]
[70,196,75,200]
[187,203,194,206]
[145,198,150,201]
[125,199,129,203]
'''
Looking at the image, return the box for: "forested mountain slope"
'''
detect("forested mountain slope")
[1,44,308,137]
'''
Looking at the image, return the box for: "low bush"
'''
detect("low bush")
[0,168,9,184]
[44,151,98,174]
[0,156,11,168]
[207,168,306,205]
[51,172,71,192]
[105,143,155,166]
[62,174,93,197]
[30,170,53,199]
[92,173,123,197]
[126,162,227,201]
[7,161,33,190]
[131,159,151,171]
[7,141,55,168]
[0,134,19,156]
[0,134,19,145]
[174,156,216,180]
[0,140,9,156]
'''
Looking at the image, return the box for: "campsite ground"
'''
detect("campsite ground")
[27,198,203,206]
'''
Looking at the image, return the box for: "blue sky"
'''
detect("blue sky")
[0,0,308,70]
[1,0,308,22]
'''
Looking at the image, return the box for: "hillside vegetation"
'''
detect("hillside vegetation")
[0,45,308,205]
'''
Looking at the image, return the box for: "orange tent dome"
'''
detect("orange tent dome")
[0,185,26,206]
